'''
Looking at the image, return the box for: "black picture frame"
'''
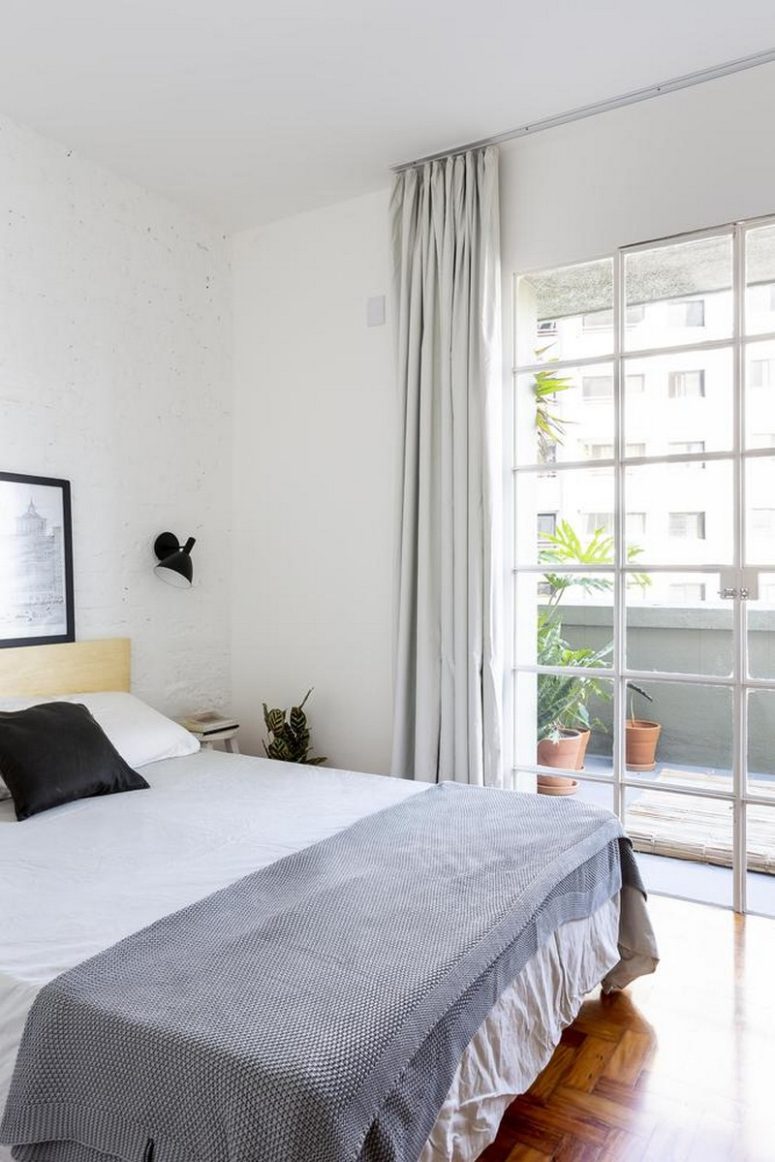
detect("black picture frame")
[0,472,75,649]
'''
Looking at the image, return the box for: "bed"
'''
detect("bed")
[0,640,657,1162]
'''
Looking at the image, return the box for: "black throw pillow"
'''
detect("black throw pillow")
[0,701,149,821]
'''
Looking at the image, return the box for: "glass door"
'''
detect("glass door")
[512,216,775,916]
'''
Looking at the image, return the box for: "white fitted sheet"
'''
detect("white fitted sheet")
[0,751,620,1162]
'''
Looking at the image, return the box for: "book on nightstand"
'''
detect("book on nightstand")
[179,710,239,736]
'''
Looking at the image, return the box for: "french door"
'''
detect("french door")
[512,216,775,915]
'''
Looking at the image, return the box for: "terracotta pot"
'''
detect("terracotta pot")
[537,729,582,771]
[626,719,661,771]
[536,773,579,796]
[574,728,591,771]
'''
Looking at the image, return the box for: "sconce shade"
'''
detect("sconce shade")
[154,532,196,588]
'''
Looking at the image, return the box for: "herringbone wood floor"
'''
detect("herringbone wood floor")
[478,895,775,1162]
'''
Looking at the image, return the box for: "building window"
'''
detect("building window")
[582,310,609,330]
[669,441,705,454]
[667,441,706,466]
[582,375,613,399]
[537,319,557,337]
[751,509,775,536]
[626,513,647,537]
[537,512,557,541]
[582,305,644,329]
[586,443,614,460]
[585,512,613,535]
[668,300,705,327]
[750,359,775,388]
[625,443,646,458]
[668,583,706,603]
[585,511,645,536]
[581,374,643,398]
[668,370,705,398]
[669,511,706,539]
[752,433,775,448]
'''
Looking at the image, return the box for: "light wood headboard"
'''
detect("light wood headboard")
[0,639,130,697]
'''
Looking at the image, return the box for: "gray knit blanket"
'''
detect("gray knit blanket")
[1,783,643,1162]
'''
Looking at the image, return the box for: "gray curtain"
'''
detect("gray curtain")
[390,146,504,786]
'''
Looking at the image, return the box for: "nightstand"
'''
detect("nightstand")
[189,727,240,754]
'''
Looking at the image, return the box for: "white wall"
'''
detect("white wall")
[231,189,395,769]
[231,62,775,775]
[0,114,232,714]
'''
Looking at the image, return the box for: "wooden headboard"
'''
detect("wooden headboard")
[0,639,130,697]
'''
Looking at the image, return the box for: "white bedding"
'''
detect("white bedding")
[0,751,620,1162]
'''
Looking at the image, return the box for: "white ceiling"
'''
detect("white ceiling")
[1,0,774,232]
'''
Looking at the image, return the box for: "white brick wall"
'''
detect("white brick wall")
[0,114,232,716]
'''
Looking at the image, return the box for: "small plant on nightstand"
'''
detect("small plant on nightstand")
[262,689,327,765]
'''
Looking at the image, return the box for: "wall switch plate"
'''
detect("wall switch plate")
[366,295,386,327]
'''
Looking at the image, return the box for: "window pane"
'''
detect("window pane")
[624,679,732,785]
[625,787,732,907]
[746,689,775,801]
[515,572,614,670]
[625,461,733,565]
[570,779,614,810]
[746,457,775,565]
[624,348,733,454]
[513,672,614,776]
[746,801,775,918]
[515,467,614,566]
[745,340,775,449]
[745,696,775,912]
[626,572,733,677]
[515,362,614,467]
[516,259,614,366]
[624,234,733,351]
[745,223,775,337]
[747,574,775,680]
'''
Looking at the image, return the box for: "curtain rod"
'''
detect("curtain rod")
[392,47,775,172]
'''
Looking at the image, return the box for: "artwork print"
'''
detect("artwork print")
[0,472,74,648]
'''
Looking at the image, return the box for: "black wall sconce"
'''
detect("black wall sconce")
[154,532,196,588]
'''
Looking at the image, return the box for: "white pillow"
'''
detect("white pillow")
[0,691,199,776]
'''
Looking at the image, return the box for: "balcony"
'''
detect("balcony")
[547,603,775,915]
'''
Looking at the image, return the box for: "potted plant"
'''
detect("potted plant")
[262,689,327,765]
[536,622,611,791]
[626,683,661,771]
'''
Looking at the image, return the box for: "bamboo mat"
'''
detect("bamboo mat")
[626,769,775,874]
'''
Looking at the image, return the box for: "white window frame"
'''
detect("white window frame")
[511,214,775,916]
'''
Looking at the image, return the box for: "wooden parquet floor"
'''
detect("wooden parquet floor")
[478,895,775,1162]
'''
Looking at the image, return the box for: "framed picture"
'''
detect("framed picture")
[0,472,74,649]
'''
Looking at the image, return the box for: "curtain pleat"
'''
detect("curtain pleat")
[390,147,504,786]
